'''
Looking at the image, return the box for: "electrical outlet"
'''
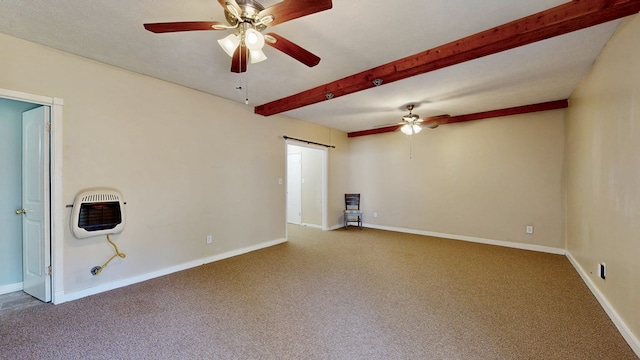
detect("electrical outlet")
[206,235,213,244]
[598,263,606,279]
[525,225,534,234]
[373,212,378,218]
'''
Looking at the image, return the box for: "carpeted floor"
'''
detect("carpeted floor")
[1,225,637,359]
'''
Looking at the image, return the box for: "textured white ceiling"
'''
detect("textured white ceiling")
[0,1,621,133]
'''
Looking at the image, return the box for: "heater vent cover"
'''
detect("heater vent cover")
[71,188,126,239]
[80,193,120,202]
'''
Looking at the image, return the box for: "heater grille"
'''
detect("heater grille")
[71,188,126,239]
[81,193,120,203]
[78,202,122,232]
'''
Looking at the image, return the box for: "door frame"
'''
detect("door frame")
[285,140,328,233]
[0,87,64,304]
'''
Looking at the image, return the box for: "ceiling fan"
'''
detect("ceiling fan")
[143,0,332,73]
[386,105,450,135]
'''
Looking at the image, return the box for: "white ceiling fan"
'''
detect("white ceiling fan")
[386,105,450,135]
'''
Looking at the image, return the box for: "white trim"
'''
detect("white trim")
[566,251,640,357]
[328,223,344,231]
[0,282,23,295]
[300,223,323,229]
[57,237,287,304]
[50,100,64,304]
[0,87,64,305]
[362,223,566,255]
[0,88,53,105]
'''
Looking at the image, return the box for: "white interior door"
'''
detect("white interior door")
[21,106,51,302]
[287,152,302,224]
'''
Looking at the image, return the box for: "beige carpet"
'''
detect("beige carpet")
[1,225,636,359]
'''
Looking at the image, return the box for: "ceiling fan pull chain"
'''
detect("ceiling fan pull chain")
[409,134,413,160]
[245,72,249,104]
[236,78,243,94]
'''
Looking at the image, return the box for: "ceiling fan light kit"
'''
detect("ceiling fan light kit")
[217,33,241,57]
[400,105,424,136]
[245,28,263,48]
[249,48,268,63]
[400,124,422,135]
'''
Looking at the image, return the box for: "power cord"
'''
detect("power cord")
[91,234,126,276]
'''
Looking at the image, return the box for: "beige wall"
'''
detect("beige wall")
[565,15,640,342]
[349,110,565,249]
[0,33,349,296]
[328,132,350,228]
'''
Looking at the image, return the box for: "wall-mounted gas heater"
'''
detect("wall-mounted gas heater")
[71,188,127,276]
[71,188,126,239]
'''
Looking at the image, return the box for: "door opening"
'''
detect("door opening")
[285,142,328,233]
[0,88,63,304]
[22,106,51,302]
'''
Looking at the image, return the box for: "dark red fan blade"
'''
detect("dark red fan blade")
[231,45,248,73]
[421,114,451,127]
[265,33,320,67]
[259,0,332,26]
[143,21,225,33]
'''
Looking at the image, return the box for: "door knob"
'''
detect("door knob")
[15,209,27,215]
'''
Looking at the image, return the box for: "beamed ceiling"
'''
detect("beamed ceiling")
[1,1,639,136]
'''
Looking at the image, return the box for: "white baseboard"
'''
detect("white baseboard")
[566,251,640,357]
[300,223,322,229]
[57,238,288,304]
[363,223,565,255]
[0,282,23,295]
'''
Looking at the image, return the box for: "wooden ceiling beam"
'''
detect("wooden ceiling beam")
[255,0,640,116]
[440,99,569,125]
[347,100,568,138]
[347,125,401,138]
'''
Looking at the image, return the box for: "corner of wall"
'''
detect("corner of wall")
[566,251,640,356]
